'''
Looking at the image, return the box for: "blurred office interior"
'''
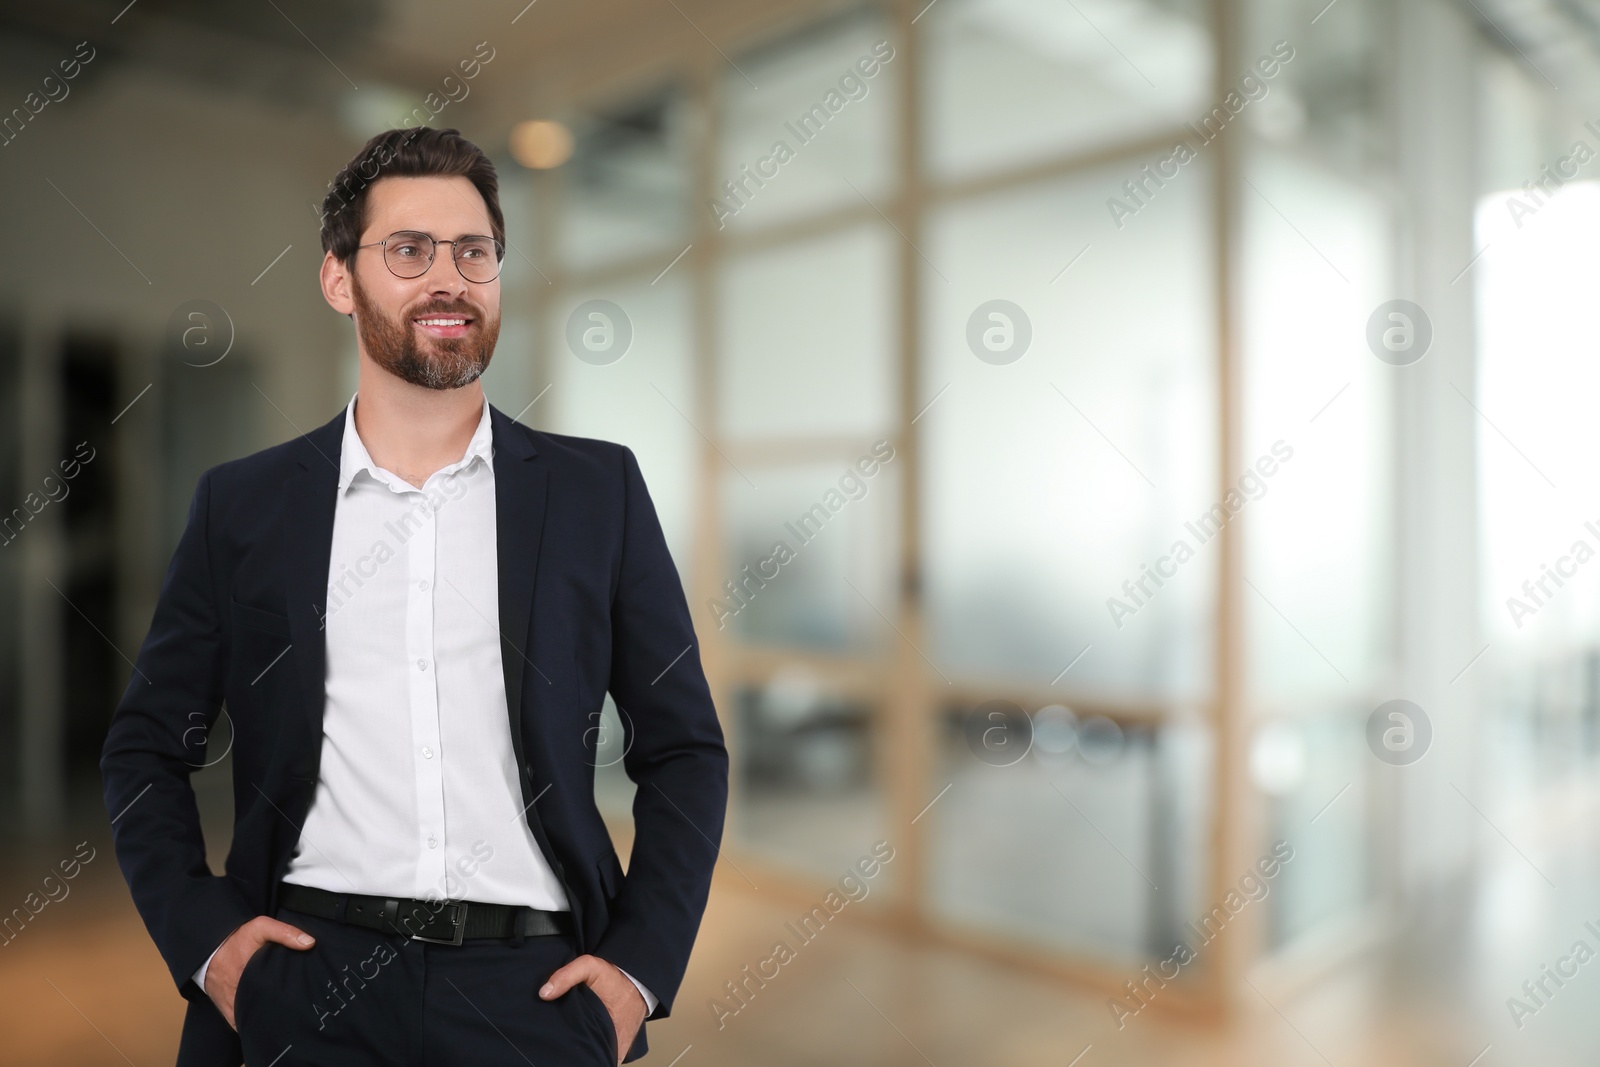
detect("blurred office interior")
[2,0,1600,1063]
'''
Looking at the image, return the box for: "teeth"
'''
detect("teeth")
[416,318,467,326]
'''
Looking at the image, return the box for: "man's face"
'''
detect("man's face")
[346,175,502,390]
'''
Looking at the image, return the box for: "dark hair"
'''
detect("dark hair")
[318,127,505,265]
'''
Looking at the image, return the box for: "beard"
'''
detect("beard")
[351,272,500,391]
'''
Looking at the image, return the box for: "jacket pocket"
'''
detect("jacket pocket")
[231,597,292,639]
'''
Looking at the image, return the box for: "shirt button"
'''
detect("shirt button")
[418,579,430,591]
[417,658,428,671]
[422,746,434,759]
[427,836,438,849]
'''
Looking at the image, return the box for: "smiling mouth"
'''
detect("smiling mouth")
[413,315,474,337]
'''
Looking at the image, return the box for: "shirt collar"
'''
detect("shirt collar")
[337,391,494,495]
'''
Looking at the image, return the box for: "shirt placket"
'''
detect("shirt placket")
[405,482,448,894]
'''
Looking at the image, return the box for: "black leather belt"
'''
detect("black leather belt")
[279,881,571,945]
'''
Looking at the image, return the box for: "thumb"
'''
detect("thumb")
[259,917,317,951]
[538,958,592,1000]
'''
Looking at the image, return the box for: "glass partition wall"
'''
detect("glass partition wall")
[515,0,1401,1007]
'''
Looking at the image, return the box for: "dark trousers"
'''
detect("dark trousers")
[235,904,617,1066]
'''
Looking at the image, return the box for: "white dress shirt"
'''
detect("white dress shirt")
[196,392,655,1015]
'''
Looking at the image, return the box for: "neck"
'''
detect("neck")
[352,357,484,487]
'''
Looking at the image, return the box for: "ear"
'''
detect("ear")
[321,251,356,317]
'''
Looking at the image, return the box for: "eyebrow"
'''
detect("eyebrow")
[392,230,493,240]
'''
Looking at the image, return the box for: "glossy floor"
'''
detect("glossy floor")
[2,763,1598,1066]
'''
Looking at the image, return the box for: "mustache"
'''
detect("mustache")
[409,302,479,318]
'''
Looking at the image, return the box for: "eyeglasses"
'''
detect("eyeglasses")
[357,230,505,283]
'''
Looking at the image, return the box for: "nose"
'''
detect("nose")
[420,245,470,297]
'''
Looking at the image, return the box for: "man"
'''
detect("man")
[100,126,728,1066]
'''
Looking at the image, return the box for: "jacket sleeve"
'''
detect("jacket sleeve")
[100,468,256,1001]
[591,445,729,1021]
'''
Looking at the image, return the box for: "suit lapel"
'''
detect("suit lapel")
[489,405,575,938]
[280,409,344,758]
[274,400,571,930]
[276,402,549,786]
[489,403,548,769]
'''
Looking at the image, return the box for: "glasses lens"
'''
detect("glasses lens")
[384,232,433,278]
[454,237,502,282]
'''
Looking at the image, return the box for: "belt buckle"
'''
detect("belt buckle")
[404,900,467,946]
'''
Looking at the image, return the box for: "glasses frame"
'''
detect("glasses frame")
[356,229,506,283]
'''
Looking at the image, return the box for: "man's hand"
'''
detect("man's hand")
[202,915,318,1030]
[539,954,647,1064]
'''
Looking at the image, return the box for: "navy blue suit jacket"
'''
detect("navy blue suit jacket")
[100,402,729,1066]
